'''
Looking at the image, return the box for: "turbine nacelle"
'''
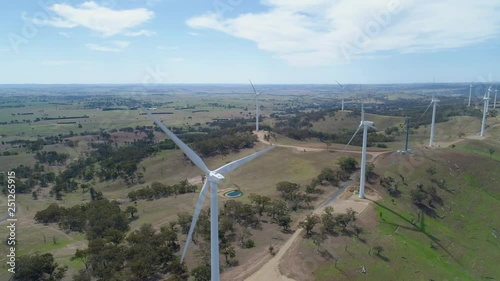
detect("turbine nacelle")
[208,171,225,183]
[361,120,374,128]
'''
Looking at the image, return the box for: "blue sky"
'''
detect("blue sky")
[0,0,499,84]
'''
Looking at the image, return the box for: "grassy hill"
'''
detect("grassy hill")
[311,111,406,134]
[286,147,500,281]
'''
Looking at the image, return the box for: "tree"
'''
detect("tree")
[337,157,358,173]
[320,206,337,235]
[317,168,339,186]
[125,206,138,219]
[312,232,326,251]
[299,213,320,236]
[14,252,68,281]
[222,245,236,265]
[287,191,310,211]
[177,212,193,235]
[335,213,352,232]
[346,208,357,222]
[191,265,211,281]
[425,166,436,177]
[71,249,89,270]
[366,162,375,178]
[276,181,300,198]
[248,193,271,216]
[277,214,292,232]
[352,225,364,238]
[72,269,91,281]
[267,200,288,221]
[488,148,495,159]
[410,189,428,205]
[372,245,384,256]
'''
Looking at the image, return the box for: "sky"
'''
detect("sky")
[0,0,500,84]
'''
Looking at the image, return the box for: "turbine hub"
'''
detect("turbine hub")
[361,121,374,127]
[208,172,225,183]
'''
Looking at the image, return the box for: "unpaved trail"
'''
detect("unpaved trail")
[242,190,378,281]
[236,135,388,281]
[255,131,390,161]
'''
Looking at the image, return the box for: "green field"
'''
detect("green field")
[308,149,500,281]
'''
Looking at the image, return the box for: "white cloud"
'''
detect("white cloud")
[125,29,156,37]
[187,0,500,66]
[39,1,154,36]
[86,41,130,52]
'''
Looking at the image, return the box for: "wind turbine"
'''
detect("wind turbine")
[468,84,473,107]
[336,80,345,111]
[146,112,273,281]
[494,88,498,109]
[480,86,492,137]
[404,117,411,153]
[343,104,375,199]
[421,95,439,147]
[249,80,263,132]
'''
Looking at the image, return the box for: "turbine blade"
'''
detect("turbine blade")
[343,125,362,151]
[215,146,274,175]
[249,79,258,95]
[335,80,344,89]
[420,101,433,118]
[181,181,210,262]
[361,103,365,122]
[146,111,210,175]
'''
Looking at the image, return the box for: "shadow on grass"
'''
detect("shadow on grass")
[369,199,463,267]
[375,253,390,262]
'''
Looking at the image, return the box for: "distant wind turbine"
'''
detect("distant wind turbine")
[480,86,492,137]
[421,95,439,147]
[146,111,273,281]
[404,117,411,152]
[250,79,263,131]
[468,84,473,107]
[494,88,498,109]
[336,80,345,111]
[343,104,376,199]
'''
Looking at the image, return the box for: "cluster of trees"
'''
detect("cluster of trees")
[127,180,198,201]
[32,198,190,280]
[34,151,70,165]
[12,252,68,281]
[273,110,394,146]
[380,176,401,197]
[0,164,55,195]
[299,207,360,238]
[174,199,268,280]
[34,199,130,240]
[187,127,258,157]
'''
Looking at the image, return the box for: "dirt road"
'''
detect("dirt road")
[238,133,388,281]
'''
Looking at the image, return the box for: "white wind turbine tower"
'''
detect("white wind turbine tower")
[421,95,439,147]
[249,79,263,132]
[468,84,473,107]
[480,86,492,137]
[343,104,376,199]
[494,88,498,109]
[146,112,273,281]
[336,80,345,111]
